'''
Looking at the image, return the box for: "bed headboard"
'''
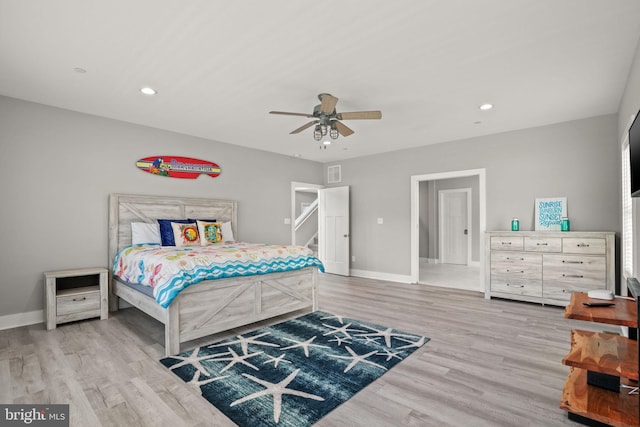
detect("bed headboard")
[108,193,237,267]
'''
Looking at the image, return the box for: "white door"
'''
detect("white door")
[439,189,471,265]
[318,186,350,276]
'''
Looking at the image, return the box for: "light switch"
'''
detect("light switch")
[284,218,291,225]
[377,218,384,225]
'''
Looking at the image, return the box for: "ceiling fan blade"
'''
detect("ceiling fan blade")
[334,120,354,137]
[337,111,382,120]
[320,94,339,114]
[270,111,315,118]
[290,120,318,134]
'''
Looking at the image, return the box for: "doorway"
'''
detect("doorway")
[410,169,486,292]
[290,182,323,247]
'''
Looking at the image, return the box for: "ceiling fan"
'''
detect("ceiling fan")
[269,93,382,142]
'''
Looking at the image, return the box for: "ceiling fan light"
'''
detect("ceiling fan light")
[313,125,322,141]
[321,125,328,136]
[330,122,339,139]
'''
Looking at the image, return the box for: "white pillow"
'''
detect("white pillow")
[131,222,161,245]
[221,221,235,242]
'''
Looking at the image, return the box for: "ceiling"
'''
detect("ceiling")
[1,1,640,163]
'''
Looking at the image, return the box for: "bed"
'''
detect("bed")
[108,193,321,356]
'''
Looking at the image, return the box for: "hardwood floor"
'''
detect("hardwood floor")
[0,274,620,426]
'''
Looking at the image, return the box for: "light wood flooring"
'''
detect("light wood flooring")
[1,274,620,426]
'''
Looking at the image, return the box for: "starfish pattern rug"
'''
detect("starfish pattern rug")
[160,310,430,426]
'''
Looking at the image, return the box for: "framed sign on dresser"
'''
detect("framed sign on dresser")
[485,231,615,306]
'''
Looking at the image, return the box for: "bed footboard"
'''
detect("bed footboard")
[168,268,318,355]
[112,268,318,356]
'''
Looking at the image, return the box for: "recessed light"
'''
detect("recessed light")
[479,103,493,111]
[73,67,87,74]
[323,140,331,145]
[140,87,157,95]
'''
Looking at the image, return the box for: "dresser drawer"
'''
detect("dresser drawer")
[491,278,542,297]
[491,251,541,264]
[491,251,541,279]
[543,282,606,304]
[524,236,562,252]
[542,254,606,287]
[561,238,606,255]
[490,236,524,251]
[56,287,100,316]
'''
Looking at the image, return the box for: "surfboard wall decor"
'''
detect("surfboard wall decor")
[136,156,221,179]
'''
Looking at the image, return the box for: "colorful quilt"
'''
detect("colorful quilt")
[113,243,324,308]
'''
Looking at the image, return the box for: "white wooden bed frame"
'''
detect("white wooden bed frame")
[108,193,319,356]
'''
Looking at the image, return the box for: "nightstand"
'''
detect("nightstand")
[45,267,108,330]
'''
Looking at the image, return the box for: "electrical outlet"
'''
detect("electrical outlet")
[352,255,356,262]
[377,218,384,225]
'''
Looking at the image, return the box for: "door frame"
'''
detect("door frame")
[438,188,472,265]
[410,168,486,285]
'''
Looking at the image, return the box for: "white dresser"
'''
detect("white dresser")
[485,231,615,306]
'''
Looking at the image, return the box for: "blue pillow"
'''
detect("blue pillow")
[157,219,194,246]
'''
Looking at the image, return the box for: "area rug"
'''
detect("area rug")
[160,310,430,427]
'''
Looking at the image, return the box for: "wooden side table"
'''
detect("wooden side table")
[561,292,639,426]
[45,267,108,330]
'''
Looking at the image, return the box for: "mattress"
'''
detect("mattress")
[112,242,324,307]
[114,276,154,297]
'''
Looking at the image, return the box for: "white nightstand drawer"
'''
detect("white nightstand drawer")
[56,287,100,316]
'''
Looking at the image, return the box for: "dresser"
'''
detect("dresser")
[485,231,615,306]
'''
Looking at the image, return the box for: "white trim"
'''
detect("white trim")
[0,310,43,330]
[349,269,413,284]
[410,168,486,286]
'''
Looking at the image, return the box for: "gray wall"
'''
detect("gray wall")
[618,39,640,142]
[0,96,323,317]
[326,114,620,276]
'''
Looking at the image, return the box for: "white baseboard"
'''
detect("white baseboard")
[349,269,413,284]
[0,309,44,330]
